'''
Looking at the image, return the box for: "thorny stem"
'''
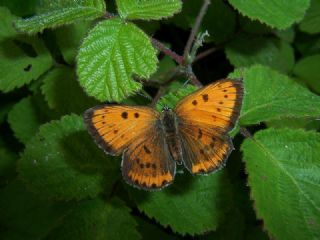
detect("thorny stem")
[183,0,211,63]
[151,38,184,65]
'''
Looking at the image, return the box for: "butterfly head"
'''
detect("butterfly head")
[162,106,172,112]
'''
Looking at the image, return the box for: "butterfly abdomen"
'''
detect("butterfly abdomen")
[161,109,183,164]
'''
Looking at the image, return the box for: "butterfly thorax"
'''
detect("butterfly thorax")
[161,108,183,164]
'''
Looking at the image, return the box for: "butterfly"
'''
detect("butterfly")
[84,79,243,190]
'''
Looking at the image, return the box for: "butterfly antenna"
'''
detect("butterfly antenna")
[182,79,191,88]
[136,90,153,101]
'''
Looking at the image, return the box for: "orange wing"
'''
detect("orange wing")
[83,105,175,190]
[83,105,160,155]
[122,126,175,190]
[175,79,243,174]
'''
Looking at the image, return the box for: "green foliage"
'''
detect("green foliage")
[226,36,294,73]
[0,37,52,92]
[47,198,141,240]
[14,0,106,34]
[77,18,157,102]
[293,54,320,94]
[1,0,320,239]
[242,128,320,239]
[229,0,311,29]
[299,0,320,34]
[229,65,320,125]
[116,0,182,20]
[129,171,232,235]
[18,114,118,200]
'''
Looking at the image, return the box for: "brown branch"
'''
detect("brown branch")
[185,67,203,87]
[183,0,211,63]
[194,46,219,62]
[151,38,184,65]
[150,87,165,107]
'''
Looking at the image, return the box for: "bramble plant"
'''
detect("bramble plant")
[0,0,320,239]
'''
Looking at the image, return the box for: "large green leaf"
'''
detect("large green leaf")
[229,65,320,125]
[116,0,182,20]
[0,38,52,92]
[0,180,71,239]
[229,0,310,29]
[18,114,118,200]
[128,171,232,235]
[14,0,106,34]
[293,54,320,94]
[7,96,43,144]
[0,7,18,40]
[41,67,98,115]
[241,128,320,239]
[299,0,320,34]
[47,198,141,240]
[226,35,295,73]
[77,18,157,102]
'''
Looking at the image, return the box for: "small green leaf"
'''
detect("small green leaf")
[116,0,182,20]
[229,0,311,29]
[18,114,118,200]
[0,7,18,40]
[293,54,320,94]
[55,21,92,64]
[7,96,43,144]
[299,0,320,34]
[47,198,141,240]
[41,67,98,115]
[241,128,320,239]
[229,65,320,125]
[226,35,295,73]
[128,171,232,235]
[77,18,158,102]
[156,83,197,111]
[0,180,71,239]
[14,0,106,34]
[0,38,53,92]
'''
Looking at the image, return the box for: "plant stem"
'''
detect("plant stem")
[183,0,211,63]
[151,38,184,65]
[194,46,219,62]
[240,127,252,138]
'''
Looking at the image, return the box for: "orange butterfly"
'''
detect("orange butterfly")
[84,79,243,190]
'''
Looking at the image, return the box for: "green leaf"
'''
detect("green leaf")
[299,0,320,34]
[0,7,18,40]
[7,96,43,144]
[0,0,38,17]
[55,21,92,64]
[229,0,311,29]
[293,54,320,94]
[77,18,158,102]
[18,114,118,200]
[116,0,182,20]
[0,38,53,92]
[0,148,17,178]
[47,198,141,240]
[225,35,295,73]
[14,0,106,34]
[267,117,320,131]
[0,180,71,239]
[128,171,232,235]
[241,128,320,239]
[229,65,320,125]
[41,67,98,115]
[156,83,197,111]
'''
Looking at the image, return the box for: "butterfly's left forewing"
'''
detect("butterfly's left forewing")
[83,105,160,156]
[175,79,243,174]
